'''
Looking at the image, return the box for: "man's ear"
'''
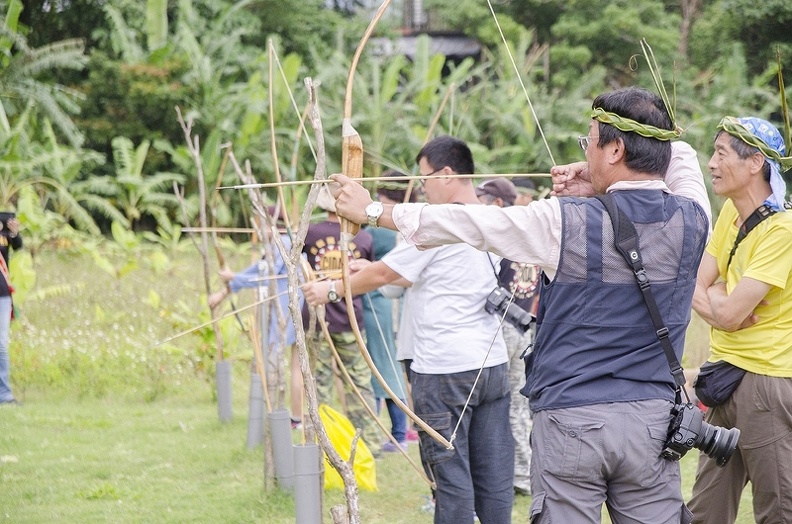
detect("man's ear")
[605,138,625,165]
[749,152,766,176]
[439,166,457,185]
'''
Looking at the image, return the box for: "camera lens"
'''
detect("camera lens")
[695,421,740,467]
[506,303,533,332]
[662,403,741,467]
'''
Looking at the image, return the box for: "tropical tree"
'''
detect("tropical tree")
[0,0,87,147]
[13,184,85,257]
[80,0,277,212]
[0,3,115,238]
[19,0,111,50]
[0,105,111,234]
[687,1,792,85]
[106,136,184,231]
[421,0,528,48]
[34,120,124,234]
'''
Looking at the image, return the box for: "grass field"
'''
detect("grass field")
[0,391,754,523]
[0,388,466,523]
[0,249,755,522]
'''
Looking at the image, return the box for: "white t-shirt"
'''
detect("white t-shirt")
[382,241,508,374]
[395,287,414,361]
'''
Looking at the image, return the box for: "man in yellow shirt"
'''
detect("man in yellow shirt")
[689,116,792,523]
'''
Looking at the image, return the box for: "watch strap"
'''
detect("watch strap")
[366,202,383,228]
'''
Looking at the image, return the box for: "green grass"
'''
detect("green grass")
[0,392,754,523]
[1,392,291,523]
[0,249,756,522]
[0,387,458,523]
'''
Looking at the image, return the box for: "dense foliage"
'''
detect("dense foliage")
[0,0,790,353]
[2,0,791,237]
[0,5,784,519]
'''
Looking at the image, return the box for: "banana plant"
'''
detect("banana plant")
[107,136,185,231]
[0,0,87,147]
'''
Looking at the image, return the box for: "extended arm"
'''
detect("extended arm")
[548,142,711,227]
[330,174,562,274]
[302,260,405,307]
[226,263,263,293]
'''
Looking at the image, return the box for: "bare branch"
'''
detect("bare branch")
[176,105,224,361]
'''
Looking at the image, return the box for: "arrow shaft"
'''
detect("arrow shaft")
[219,172,551,190]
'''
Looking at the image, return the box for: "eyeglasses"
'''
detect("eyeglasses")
[419,167,445,186]
[578,135,598,151]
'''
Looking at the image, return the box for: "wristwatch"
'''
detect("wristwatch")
[365,201,384,228]
[327,280,342,303]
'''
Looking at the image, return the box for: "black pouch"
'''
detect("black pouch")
[519,350,534,398]
[694,361,746,408]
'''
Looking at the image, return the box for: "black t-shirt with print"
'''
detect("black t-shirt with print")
[497,258,540,317]
[302,220,373,333]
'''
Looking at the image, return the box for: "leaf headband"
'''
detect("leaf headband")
[717,117,792,171]
[590,39,683,142]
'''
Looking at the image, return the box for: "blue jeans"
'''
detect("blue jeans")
[378,397,407,443]
[412,363,514,524]
[0,297,14,402]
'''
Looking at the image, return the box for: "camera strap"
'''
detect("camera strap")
[595,194,687,391]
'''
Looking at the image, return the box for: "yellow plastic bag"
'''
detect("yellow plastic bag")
[318,404,378,492]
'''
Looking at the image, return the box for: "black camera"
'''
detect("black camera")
[484,287,534,333]
[661,403,740,467]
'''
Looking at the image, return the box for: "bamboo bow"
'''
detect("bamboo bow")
[337,0,453,450]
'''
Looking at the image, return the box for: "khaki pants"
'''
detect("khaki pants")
[530,400,691,523]
[689,372,792,524]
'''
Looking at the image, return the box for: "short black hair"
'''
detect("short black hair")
[592,87,673,176]
[416,136,474,175]
[715,130,771,182]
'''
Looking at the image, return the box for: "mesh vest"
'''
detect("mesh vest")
[523,190,708,411]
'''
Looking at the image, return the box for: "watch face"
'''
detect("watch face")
[366,202,383,217]
[366,202,383,227]
[328,281,340,302]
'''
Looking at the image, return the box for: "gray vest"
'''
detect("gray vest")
[523,190,708,411]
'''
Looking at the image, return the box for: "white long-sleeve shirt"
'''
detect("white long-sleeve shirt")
[393,141,712,281]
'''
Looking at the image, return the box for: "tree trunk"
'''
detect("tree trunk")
[678,0,702,60]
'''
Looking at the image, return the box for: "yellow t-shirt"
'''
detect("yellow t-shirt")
[706,199,792,376]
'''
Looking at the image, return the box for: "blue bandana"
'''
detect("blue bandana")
[734,117,787,211]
